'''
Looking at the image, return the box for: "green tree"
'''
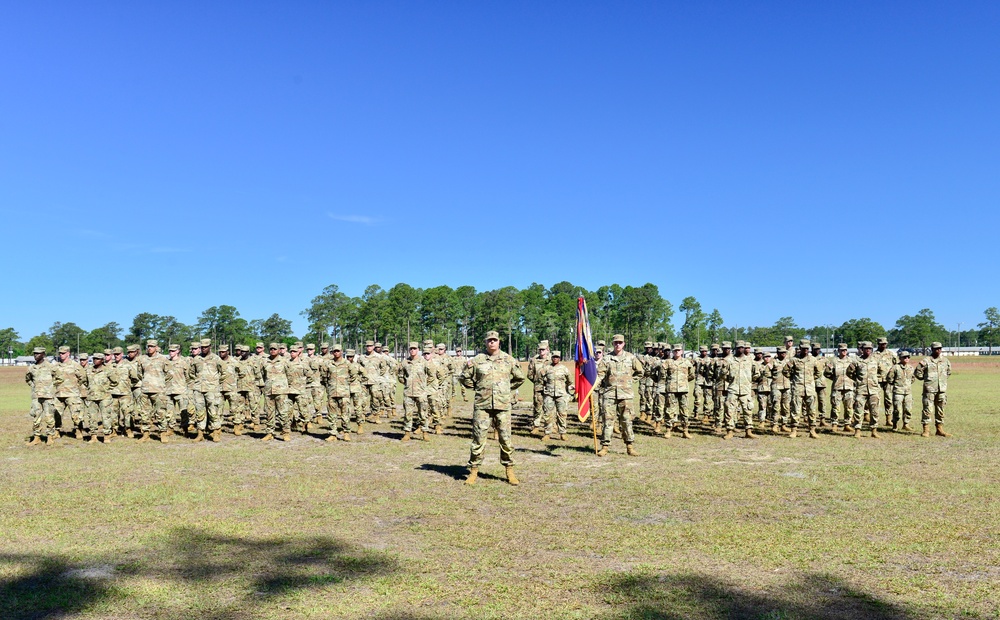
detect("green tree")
[836,318,886,347]
[385,283,422,348]
[254,313,294,345]
[358,284,389,343]
[26,333,54,355]
[891,309,946,348]
[197,305,251,348]
[0,327,21,358]
[82,322,123,352]
[706,309,724,344]
[302,285,351,343]
[49,322,86,352]
[978,307,1000,353]
[679,296,707,348]
[129,313,162,345]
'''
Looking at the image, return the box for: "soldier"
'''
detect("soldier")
[286,344,313,437]
[810,343,830,426]
[84,352,114,443]
[134,340,170,442]
[164,344,191,434]
[665,343,695,438]
[593,346,610,429]
[232,344,258,435]
[109,346,137,437]
[424,345,449,434]
[261,343,291,441]
[595,334,643,456]
[528,340,551,434]
[25,347,57,445]
[753,350,773,426]
[885,350,916,431]
[453,346,468,402]
[52,345,88,439]
[359,340,386,424]
[783,339,823,438]
[693,345,711,422]
[638,341,654,421]
[189,338,228,442]
[436,343,454,417]
[249,342,267,428]
[540,350,574,441]
[648,345,666,434]
[323,344,353,441]
[914,342,952,437]
[218,344,239,434]
[305,343,327,426]
[398,342,430,442]
[345,349,368,433]
[874,337,899,427]
[847,341,883,438]
[460,330,525,485]
[721,341,755,439]
[770,347,791,431]
[278,342,288,358]
[712,342,733,431]
[376,342,398,417]
[825,344,856,430]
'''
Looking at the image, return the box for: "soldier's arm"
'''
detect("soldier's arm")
[632,357,644,379]
[459,359,475,389]
[913,361,926,380]
[218,360,230,386]
[509,357,526,390]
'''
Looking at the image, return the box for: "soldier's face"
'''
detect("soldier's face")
[785,340,794,348]
[333,350,342,360]
[256,346,265,354]
[290,350,299,360]
[764,355,772,364]
[147,346,156,356]
[932,347,942,358]
[269,347,278,359]
[127,351,138,360]
[34,352,44,362]
[366,345,374,354]
[201,347,210,357]
[674,350,683,359]
[94,358,103,367]
[552,357,561,365]
[839,349,848,358]
[862,347,873,358]
[59,351,69,361]
[115,353,123,362]
[877,343,887,351]
[191,347,200,357]
[486,339,500,355]
[613,341,624,354]
[220,350,228,359]
[169,350,179,359]
[79,357,87,366]
[409,347,419,358]
[901,356,910,365]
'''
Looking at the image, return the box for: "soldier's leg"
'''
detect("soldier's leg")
[830,390,842,425]
[496,410,515,466]
[417,396,430,432]
[618,398,635,447]
[723,393,737,430]
[600,397,616,446]
[532,390,545,428]
[153,393,170,433]
[789,391,802,429]
[206,392,223,433]
[467,409,490,467]
[70,397,86,435]
[264,394,277,435]
[702,386,714,423]
[555,395,568,436]
[275,394,290,434]
[869,392,881,431]
[542,395,556,436]
[190,391,207,431]
[249,386,263,426]
[934,392,947,426]
[678,392,690,430]
[893,393,905,429]
[740,394,754,429]
[98,398,114,437]
[815,386,827,424]
[804,391,816,430]
[883,384,894,426]
[664,393,677,432]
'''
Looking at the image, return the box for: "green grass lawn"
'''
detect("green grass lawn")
[2,359,998,619]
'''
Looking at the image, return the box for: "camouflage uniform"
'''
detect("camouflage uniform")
[713,344,734,428]
[693,346,712,421]
[824,345,856,427]
[359,344,387,422]
[322,349,353,436]
[782,341,822,435]
[460,333,526,470]
[306,347,327,421]
[541,354,574,437]
[138,342,170,436]
[424,349,450,431]
[770,351,792,428]
[85,354,114,439]
[884,354,916,430]
[261,346,291,438]
[595,337,644,453]
[346,351,368,429]
[847,343,883,435]
[721,344,754,435]
[25,350,57,441]
[752,352,773,423]
[914,344,952,433]
[665,345,695,434]
[648,351,666,430]
[286,347,313,433]
[379,347,398,416]
[811,345,828,422]
[232,346,258,433]
[109,347,139,435]
[53,347,88,436]
[528,342,551,430]
[638,343,654,419]
[398,344,430,436]
[874,339,899,426]
[164,348,191,432]
[189,340,228,436]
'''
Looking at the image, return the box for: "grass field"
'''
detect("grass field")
[2,358,999,619]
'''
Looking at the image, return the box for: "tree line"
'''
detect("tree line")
[3,284,998,359]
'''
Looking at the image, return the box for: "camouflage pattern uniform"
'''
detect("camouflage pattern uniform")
[847,342,883,436]
[53,346,88,436]
[595,336,644,454]
[770,350,792,428]
[232,346,258,433]
[286,346,313,433]
[137,342,170,437]
[424,348,449,431]
[323,348,353,437]
[782,341,823,436]
[218,346,240,431]
[25,349,57,441]
[824,345,856,428]
[398,343,430,436]
[528,342,551,430]
[638,342,654,419]
[721,343,754,436]
[649,348,667,429]
[713,344,733,429]
[359,344,387,423]
[379,345,398,416]
[811,345,828,423]
[85,354,114,439]
[109,347,138,435]
[541,354,574,437]
[460,332,526,471]
[665,345,695,435]
[874,338,899,426]
[753,351,773,423]
[346,351,368,430]
[189,340,228,437]
[261,345,291,439]
[884,352,915,430]
[306,345,327,422]
[693,346,712,421]
[164,346,191,432]
[914,343,952,434]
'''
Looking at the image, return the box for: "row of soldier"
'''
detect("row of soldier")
[23,338,471,445]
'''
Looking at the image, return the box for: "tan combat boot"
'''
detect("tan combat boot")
[401,432,411,442]
[745,428,756,439]
[789,428,798,438]
[853,428,862,438]
[559,434,568,441]
[103,434,113,444]
[771,424,780,434]
[27,436,42,446]
[808,428,819,439]
[505,466,520,486]
[138,431,151,443]
[464,467,478,485]
[681,428,691,439]
[665,427,673,439]
[723,429,733,440]
[541,434,549,442]
[261,433,274,441]
[435,424,443,435]
[921,424,930,437]
[626,444,639,457]
[279,432,291,441]
[124,428,134,438]
[420,430,429,441]
[211,429,222,442]
[356,423,364,435]
[85,435,97,444]
[161,429,173,443]
[902,424,913,432]
[843,424,854,434]
[74,429,83,440]
[870,428,880,438]
[233,424,244,436]
[342,433,352,442]
[596,446,608,457]
[935,424,952,437]
[324,433,338,442]
[193,430,204,442]
[45,435,56,445]
[780,425,791,433]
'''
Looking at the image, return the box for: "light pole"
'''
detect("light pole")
[958,322,962,352]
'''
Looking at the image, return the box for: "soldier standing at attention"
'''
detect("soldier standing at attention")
[460,330,525,485]
[191,338,228,442]
[376,342,398,417]
[595,334,643,457]
[712,342,733,432]
[305,343,326,428]
[323,344,353,441]
[137,339,170,443]
[345,349,368,433]
[261,343,290,441]
[453,347,468,402]
[436,343,454,418]
[884,350,916,431]
[164,344,191,435]
[824,344,855,431]
[528,340,551,434]
[665,343,695,439]
[848,342,882,438]
[810,343,830,426]
[25,347,57,445]
[648,345,666,434]
[874,337,898,427]
[398,342,430,442]
[753,350,773,426]
[783,339,822,438]
[693,345,711,422]
[218,345,239,434]
[914,342,952,437]
[540,350,574,441]
[359,340,386,424]
[85,352,114,443]
[109,346,137,437]
[231,345,256,435]
[638,341,654,422]
[285,344,312,437]
[424,345,449,434]
[721,341,755,439]
[53,345,88,439]
[770,347,791,432]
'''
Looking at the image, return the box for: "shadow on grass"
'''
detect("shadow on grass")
[0,527,398,620]
[596,571,918,620]
[416,463,468,480]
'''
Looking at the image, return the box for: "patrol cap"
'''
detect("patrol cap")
[294,341,304,348]
[112,346,123,354]
[699,345,708,352]
[278,342,287,349]
[331,343,342,351]
[257,342,265,349]
[644,341,653,348]
[485,331,500,341]
[784,335,794,343]
[33,346,46,353]
[306,343,316,350]
[899,350,911,358]
[218,344,230,353]
[763,350,773,358]
[721,341,732,348]
[551,350,562,358]
[200,339,211,347]
[422,345,434,353]
[93,352,105,360]
[408,341,419,349]
[191,341,201,349]
[931,341,943,349]
[344,348,355,356]
[147,339,158,347]
[597,340,606,346]
[711,343,720,350]
[612,334,625,343]
[233,344,243,352]
[861,341,873,349]
[79,353,89,360]
[538,340,549,349]
[375,342,383,347]
[103,348,113,356]
[775,347,787,355]
[837,343,848,350]
[437,343,446,349]
[268,342,280,350]
[58,345,71,353]
[169,344,180,352]
[320,342,330,349]
[799,338,811,348]
[595,345,604,353]
[365,340,374,346]
[877,337,889,344]
[811,342,822,349]
[126,344,140,352]
[673,344,683,351]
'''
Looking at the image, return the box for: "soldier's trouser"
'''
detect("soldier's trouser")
[921,391,946,426]
[789,389,817,428]
[881,383,893,422]
[724,392,754,430]
[192,391,222,431]
[328,396,351,432]
[639,382,649,415]
[532,390,544,426]
[852,391,881,429]
[231,391,250,426]
[54,396,84,433]
[166,393,188,430]
[380,382,395,412]
[830,389,855,424]
[771,388,790,424]
[543,394,569,435]
[693,384,706,417]
[31,398,56,437]
[713,386,726,423]
[402,395,428,433]
[468,408,514,468]
[756,391,771,422]
[287,393,312,429]
[667,392,690,428]
[601,398,635,446]
[264,393,289,434]
[139,391,169,432]
[893,392,913,427]
[652,389,666,423]
[365,384,382,418]
[815,386,827,416]
[250,386,263,422]
[111,394,133,432]
[350,390,367,423]
[221,391,237,425]
[86,398,113,435]
[428,389,445,426]
[700,385,714,419]
[311,386,327,414]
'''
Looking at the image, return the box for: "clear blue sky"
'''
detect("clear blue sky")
[3,1,997,339]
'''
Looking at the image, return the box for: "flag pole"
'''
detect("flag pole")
[591,390,598,454]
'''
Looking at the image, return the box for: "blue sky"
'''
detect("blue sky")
[3,1,997,339]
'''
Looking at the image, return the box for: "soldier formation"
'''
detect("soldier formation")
[23,331,955,486]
